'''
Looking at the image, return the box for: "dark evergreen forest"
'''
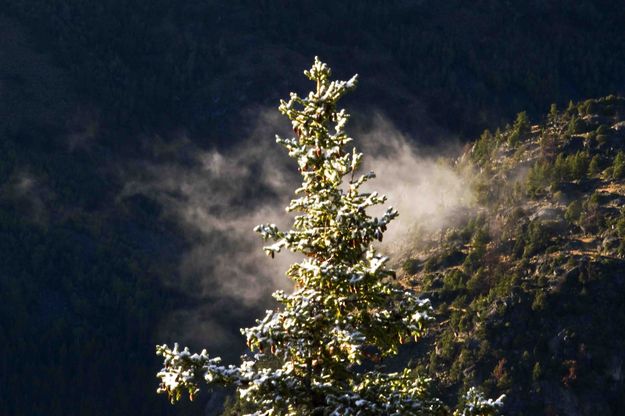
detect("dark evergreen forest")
[0,1,624,414]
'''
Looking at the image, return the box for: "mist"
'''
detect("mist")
[357,114,476,256]
[2,170,52,225]
[121,108,476,359]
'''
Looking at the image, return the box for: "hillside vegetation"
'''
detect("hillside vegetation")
[2,0,625,139]
[401,96,625,415]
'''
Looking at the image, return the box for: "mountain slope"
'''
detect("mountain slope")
[401,96,625,415]
[3,0,625,139]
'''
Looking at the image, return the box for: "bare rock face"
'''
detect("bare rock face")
[530,207,563,222]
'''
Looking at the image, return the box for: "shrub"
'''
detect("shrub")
[588,155,602,176]
[612,151,625,179]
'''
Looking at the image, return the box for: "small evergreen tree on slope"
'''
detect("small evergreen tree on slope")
[155,58,504,416]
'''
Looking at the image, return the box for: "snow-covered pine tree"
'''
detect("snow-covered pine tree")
[156,58,504,416]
